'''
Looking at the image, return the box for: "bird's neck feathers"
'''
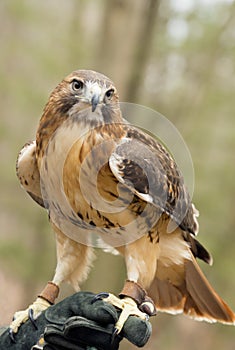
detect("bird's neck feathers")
[67,102,123,127]
[36,98,124,161]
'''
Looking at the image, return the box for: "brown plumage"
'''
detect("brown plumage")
[12,69,235,334]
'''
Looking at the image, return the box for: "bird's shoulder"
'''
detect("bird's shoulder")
[109,125,198,234]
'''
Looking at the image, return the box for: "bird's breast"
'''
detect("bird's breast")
[38,119,160,246]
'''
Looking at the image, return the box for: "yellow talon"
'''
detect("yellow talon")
[10,297,50,334]
[103,294,148,334]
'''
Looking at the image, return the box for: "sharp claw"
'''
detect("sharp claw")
[111,327,122,350]
[8,328,16,343]
[28,308,38,330]
[111,327,119,341]
[91,292,110,304]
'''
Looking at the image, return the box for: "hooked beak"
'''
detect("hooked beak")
[85,82,102,112]
[91,94,100,112]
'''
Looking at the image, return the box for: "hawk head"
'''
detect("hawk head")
[45,70,121,124]
[37,70,124,159]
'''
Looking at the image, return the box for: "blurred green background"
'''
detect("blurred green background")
[0,0,235,349]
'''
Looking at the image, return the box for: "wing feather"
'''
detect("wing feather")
[16,141,45,208]
[109,126,198,235]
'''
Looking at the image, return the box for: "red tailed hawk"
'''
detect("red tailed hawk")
[11,70,235,337]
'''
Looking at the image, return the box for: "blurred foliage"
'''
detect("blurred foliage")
[0,0,235,349]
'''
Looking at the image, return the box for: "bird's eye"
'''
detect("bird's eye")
[105,89,114,100]
[71,79,84,91]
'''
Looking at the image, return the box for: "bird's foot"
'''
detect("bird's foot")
[9,281,59,341]
[9,297,50,337]
[93,280,156,335]
[95,293,149,334]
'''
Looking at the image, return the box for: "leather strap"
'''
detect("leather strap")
[119,280,147,305]
[39,281,59,305]
[119,280,157,316]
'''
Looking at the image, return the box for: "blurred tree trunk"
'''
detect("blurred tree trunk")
[67,1,85,68]
[96,0,159,102]
[96,0,159,101]
[125,0,160,103]
[96,0,140,93]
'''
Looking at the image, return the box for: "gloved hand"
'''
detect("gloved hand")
[0,292,152,350]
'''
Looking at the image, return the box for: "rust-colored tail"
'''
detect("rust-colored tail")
[148,255,235,325]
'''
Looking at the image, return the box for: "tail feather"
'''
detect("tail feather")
[148,255,235,325]
[184,258,235,324]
